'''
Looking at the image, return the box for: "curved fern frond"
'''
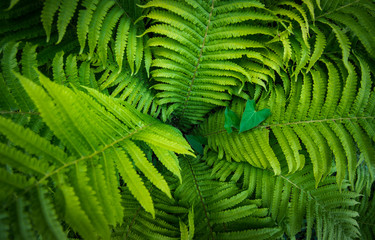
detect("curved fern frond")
[0,71,193,238]
[204,151,361,239]
[142,0,281,129]
[316,0,375,58]
[200,55,375,187]
[174,156,283,240]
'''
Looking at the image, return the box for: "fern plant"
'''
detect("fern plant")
[0,0,375,239]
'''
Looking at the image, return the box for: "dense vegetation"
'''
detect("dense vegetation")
[0,0,374,239]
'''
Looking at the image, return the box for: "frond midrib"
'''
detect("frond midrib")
[2,122,155,210]
[0,111,40,115]
[316,0,360,19]
[186,158,214,239]
[202,115,375,137]
[180,0,215,120]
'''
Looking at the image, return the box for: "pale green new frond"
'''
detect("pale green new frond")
[0,69,195,236]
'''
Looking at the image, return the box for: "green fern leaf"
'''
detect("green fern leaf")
[0,115,66,165]
[127,25,137,74]
[31,186,66,240]
[115,149,155,217]
[123,139,172,198]
[87,0,115,58]
[41,0,61,42]
[52,51,66,85]
[306,25,326,72]
[21,43,38,83]
[77,0,100,53]
[15,198,36,240]
[58,185,97,239]
[97,7,123,67]
[56,0,79,44]
[115,16,131,71]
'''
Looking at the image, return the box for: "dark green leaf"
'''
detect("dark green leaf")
[239,100,271,133]
[224,107,240,133]
[185,135,207,155]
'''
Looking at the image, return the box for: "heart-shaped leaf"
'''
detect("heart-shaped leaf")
[239,100,271,133]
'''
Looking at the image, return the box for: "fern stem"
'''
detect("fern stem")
[0,110,40,115]
[3,123,154,210]
[203,116,375,137]
[186,157,214,239]
[180,0,215,120]
[357,221,375,227]
[113,0,132,23]
[316,0,360,19]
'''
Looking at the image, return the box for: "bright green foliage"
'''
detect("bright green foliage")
[1,0,375,239]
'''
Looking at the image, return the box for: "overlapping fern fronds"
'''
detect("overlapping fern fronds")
[204,151,361,239]
[1,0,375,239]
[200,51,375,187]
[0,71,193,239]
[174,156,283,239]
[41,0,150,73]
[141,0,284,128]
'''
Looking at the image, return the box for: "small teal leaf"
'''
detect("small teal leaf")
[239,100,271,133]
[185,135,207,155]
[224,107,240,133]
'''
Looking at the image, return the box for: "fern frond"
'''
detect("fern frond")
[142,0,280,128]
[0,68,194,238]
[30,186,66,240]
[77,0,99,54]
[205,151,361,239]
[173,156,282,239]
[1,42,33,112]
[41,0,60,42]
[115,184,185,239]
[56,0,79,44]
[200,55,375,186]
